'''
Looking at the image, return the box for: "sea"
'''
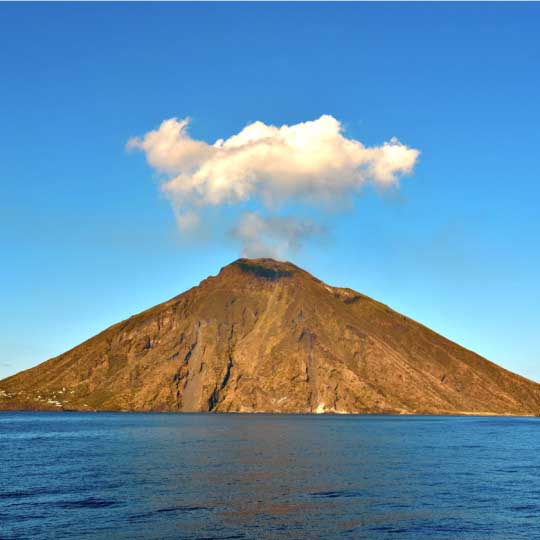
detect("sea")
[1,413,539,540]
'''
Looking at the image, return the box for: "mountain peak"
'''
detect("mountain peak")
[1,260,539,415]
[212,258,316,286]
[231,258,298,279]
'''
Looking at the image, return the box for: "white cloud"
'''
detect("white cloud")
[128,115,420,257]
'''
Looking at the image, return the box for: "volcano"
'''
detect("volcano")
[1,258,539,415]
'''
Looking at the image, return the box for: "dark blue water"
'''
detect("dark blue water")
[1,414,539,540]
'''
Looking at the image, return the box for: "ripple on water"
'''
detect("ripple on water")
[1,413,539,540]
[56,497,118,509]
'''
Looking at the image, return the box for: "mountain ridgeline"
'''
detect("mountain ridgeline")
[1,258,539,415]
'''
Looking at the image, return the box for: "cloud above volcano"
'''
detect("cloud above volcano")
[128,115,420,257]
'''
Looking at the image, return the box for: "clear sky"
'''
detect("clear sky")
[1,3,539,382]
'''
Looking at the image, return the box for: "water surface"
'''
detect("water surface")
[1,413,539,539]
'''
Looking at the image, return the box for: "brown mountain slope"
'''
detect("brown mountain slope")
[1,258,539,415]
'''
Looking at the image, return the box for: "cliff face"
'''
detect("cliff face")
[1,258,539,415]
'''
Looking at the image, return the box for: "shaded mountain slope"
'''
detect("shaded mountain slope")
[1,258,539,415]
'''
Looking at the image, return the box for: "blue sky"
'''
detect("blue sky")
[1,3,539,381]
